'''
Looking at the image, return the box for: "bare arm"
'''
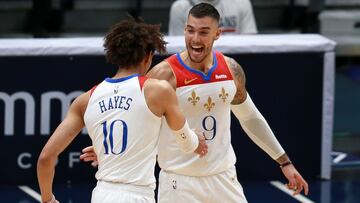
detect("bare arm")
[226,56,308,195]
[146,61,177,89]
[144,79,207,155]
[37,92,89,202]
[226,57,247,105]
[144,79,185,129]
[227,57,292,164]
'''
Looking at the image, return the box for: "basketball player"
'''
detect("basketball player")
[37,17,208,203]
[81,3,309,203]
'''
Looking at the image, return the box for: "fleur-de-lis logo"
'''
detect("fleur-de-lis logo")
[188,90,200,106]
[219,87,228,103]
[204,96,215,111]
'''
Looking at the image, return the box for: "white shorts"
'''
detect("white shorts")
[158,166,247,203]
[91,180,155,203]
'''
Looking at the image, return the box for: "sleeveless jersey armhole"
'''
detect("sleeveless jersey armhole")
[215,52,234,80]
[89,85,98,97]
[165,54,180,88]
[138,76,148,91]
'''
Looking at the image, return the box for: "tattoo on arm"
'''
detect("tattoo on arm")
[229,58,247,105]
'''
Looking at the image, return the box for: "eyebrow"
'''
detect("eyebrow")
[186,25,211,30]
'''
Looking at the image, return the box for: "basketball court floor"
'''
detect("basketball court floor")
[3,179,360,203]
[3,150,360,203]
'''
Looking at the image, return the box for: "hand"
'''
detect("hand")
[193,132,208,157]
[42,194,60,203]
[281,164,309,196]
[80,146,98,167]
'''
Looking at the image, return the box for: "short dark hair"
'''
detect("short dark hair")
[188,3,220,23]
[103,16,167,67]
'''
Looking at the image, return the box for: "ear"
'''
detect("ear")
[214,28,221,40]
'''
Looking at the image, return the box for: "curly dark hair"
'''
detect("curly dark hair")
[103,16,167,68]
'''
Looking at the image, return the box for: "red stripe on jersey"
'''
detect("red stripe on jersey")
[166,51,233,88]
[89,85,98,97]
[138,76,148,90]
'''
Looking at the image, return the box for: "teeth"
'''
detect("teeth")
[192,46,202,49]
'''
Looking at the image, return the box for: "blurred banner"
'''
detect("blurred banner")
[0,35,335,184]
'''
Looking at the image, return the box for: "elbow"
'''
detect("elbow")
[37,151,56,169]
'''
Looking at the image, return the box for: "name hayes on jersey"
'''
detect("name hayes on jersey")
[98,95,133,113]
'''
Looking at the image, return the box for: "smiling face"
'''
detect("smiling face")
[184,14,221,64]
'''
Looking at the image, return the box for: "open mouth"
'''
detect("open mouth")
[191,45,204,55]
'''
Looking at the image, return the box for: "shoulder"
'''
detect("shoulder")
[223,55,247,104]
[143,78,177,110]
[69,91,90,117]
[144,79,174,97]
[146,60,176,87]
[224,55,245,79]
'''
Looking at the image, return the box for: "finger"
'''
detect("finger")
[285,183,292,189]
[79,153,91,159]
[199,133,206,141]
[198,151,203,158]
[83,157,94,162]
[303,181,309,195]
[91,161,98,167]
[82,146,93,153]
[198,149,207,158]
[79,154,95,160]
[286,180,295,188]
[287,178,297,190]
[296,175,309,195]
[293,181,303,195]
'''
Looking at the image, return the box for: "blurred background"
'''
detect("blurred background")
[3,0,357,178]
[0,0,359,201]
[0,0,358,37]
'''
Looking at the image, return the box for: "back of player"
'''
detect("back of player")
[84,74,160,203]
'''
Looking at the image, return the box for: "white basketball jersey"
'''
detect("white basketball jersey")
[84,74,161,189]
[158,52,237,176]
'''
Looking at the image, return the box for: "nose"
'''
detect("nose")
[192,32,201,43]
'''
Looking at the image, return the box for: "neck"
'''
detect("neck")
[113,67,140,79]
[182,51,214,73]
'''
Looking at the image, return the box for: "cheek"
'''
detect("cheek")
[204,39,213,46]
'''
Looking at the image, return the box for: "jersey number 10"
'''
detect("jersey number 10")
[101,120,128,155]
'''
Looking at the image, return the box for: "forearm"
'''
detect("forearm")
[37,154,56,202]
[232,93,285,160]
